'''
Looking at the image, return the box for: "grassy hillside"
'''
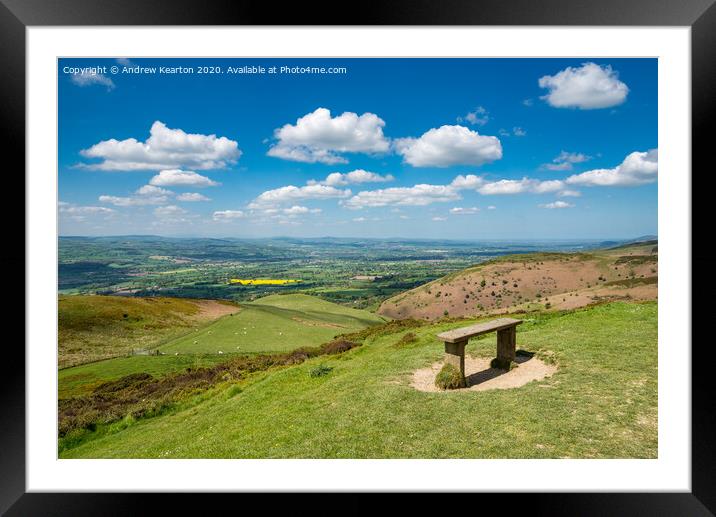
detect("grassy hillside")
[158,294,386,355]
[61,301,657,459]
[59,293,386,400]
[58,295,239,368]
[377,247,657,320]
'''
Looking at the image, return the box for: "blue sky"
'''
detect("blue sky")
[58,58,657,240]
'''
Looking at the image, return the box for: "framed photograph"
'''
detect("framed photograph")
[5,0,712,513]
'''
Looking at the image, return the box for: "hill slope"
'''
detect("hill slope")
[59,293,386,398]
[158,293,386,355]
[60,301,657,459]
[377,247,657,320]
[59,295,239,368]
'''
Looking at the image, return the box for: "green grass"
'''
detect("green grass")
[157,294,386,355]
[61,301,657,459]
[58,295,225,368]
[58,355,232,399]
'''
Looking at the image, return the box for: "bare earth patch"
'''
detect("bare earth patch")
[411,354,557,393]
[192,300,240,320]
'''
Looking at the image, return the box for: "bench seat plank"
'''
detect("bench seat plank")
[436,318,523,343]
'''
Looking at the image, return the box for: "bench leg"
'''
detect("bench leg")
[494,327,516,370]
[444,339,467,387]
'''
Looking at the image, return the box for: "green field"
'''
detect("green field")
[61,301,657,459]
[58,295,233,368]
[58,355,232,399]
[58,293,386,400]
[157,294,386,355]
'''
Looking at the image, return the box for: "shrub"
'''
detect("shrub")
[394,332,418,347]
[435,363,463,390]
[309,364,333,378]
[321,339,358,355]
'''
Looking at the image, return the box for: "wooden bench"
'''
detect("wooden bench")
[436,318,523,387]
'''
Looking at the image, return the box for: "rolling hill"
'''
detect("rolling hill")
[157,293,387,355]
[58,295,239,368]
[60,301,657,459]
[58,293,386,399]
[377,245,657,320]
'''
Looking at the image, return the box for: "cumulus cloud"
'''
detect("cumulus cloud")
[154,205,186,217]
[457,106,489,126]
[79,121,241,171]
[149,169,219,188]
[394,125,502,167]
[512,127,527,137]
[343,184,461,209]
[478,178,565,195]
[70,71,115,91]
[249,184,351,209]
[450,207,480,215]
[557,189,582,197]
[213,210,245,221]
[539,201,575,209]
[59,202,115,221]
[176,192,210,202]
[450,174,485,190]
[542,151,592,171]
[538,62,629,109]
[267,107,390,164]
[566,149,657,186]
[308,169,394,187]
[59,203,115,215]
[99,184,174,206]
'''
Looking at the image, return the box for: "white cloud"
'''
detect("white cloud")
[267,107,390,164]
[249,184,351,209]
[395,125,502,167]
[478,179,532,195]
[457,106,489,126]
[557,190,582,197]
[282,205,310,216]
[450,174,485,190]
[523,99,534,107]
[176,192,210,202]
[352,217,367,222]
[79,121,241,171]
[487,205,497,210]
[543,151,592,171]
[450,207,480,215]
[343,184,461,209]
[432,216,447,221]
[136,184,173,197]
[538,62,629,109]
[70,71,115,90]
[513,127,527,137]
[478,178,565,195]
[309,169,394,187]
[539,201,575,209]
[149,169,219,188]
[99,184,174,206]
[59,202,115,222]
[213,210,245,221]
[59,203,115,215]
[566,149,657,187]
[532,179,566,194]
[154,205,186,218]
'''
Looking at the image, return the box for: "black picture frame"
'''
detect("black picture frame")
[3,1,712,514]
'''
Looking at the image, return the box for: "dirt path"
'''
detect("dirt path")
[411,354,557,393]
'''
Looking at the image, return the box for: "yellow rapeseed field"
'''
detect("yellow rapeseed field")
[229,279,301,286]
